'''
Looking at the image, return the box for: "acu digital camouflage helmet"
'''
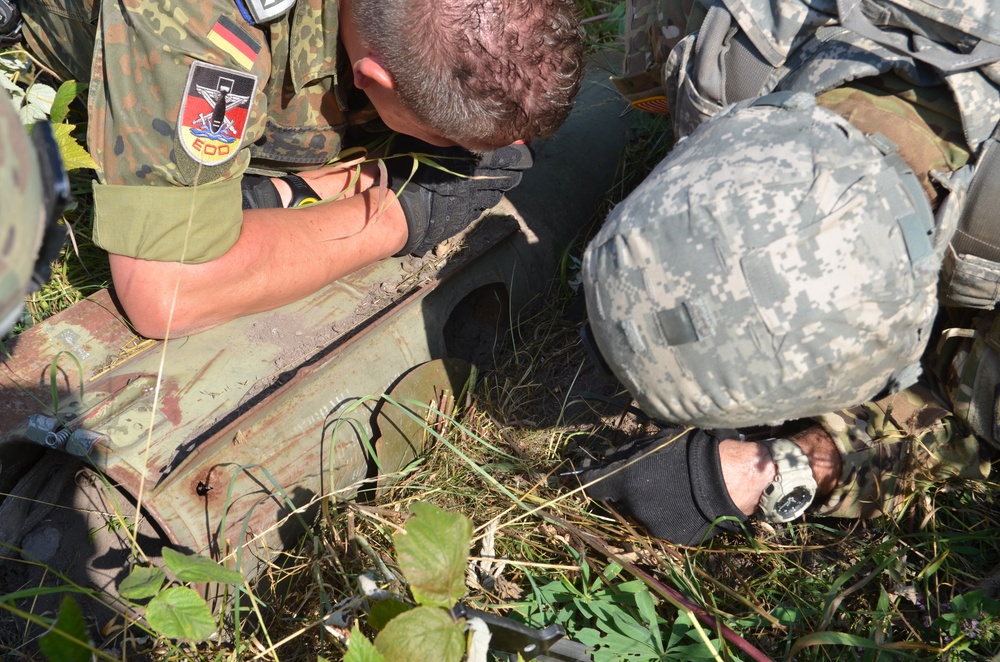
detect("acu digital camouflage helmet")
[0,88,66,336]
[583,92,943,428]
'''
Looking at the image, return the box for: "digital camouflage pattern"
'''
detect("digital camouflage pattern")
[928,310,1000,448]
[583,92,942,429]
[714,0,1000,146]
[784,83,990,518]
[0,89,44,336]
[626,0,1000,151]
[610,0,698,112]
[603,0,1000,517]
[22,0,353,263]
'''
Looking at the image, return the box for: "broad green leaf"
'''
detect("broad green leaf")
[24,83,56,111]
[119,565,166,600]
[51,123,98,171]
[145,586,216,641]
[573,627,606,648]
[0,52,28,73]
[633,588,662,651]
[38,596,91,662]
[345,627,389,662]
[394,502,471,608]
[602,562,624,581]
[770,606,807,625]
[374,606,465,662]
[50,80,87,124]
[368,598,413,631]
[162,546,244,584]
[18,99,47,123]
[0,73,18,93]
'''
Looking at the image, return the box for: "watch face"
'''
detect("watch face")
[775,486,813,519]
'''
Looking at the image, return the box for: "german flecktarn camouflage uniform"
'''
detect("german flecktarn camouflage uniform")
[22,0,357,263]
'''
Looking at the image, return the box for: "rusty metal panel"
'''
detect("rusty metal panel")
[1,223,519,570]
[0,65,634,579]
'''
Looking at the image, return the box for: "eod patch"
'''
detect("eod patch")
[178,61,257,166]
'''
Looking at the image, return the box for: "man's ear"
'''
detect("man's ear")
[353,57,395,91]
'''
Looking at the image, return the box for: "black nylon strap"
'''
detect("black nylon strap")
[952,128,1000,264]
[279,174,321,208]
[837,0,1000,72]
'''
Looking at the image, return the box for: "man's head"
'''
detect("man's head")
[0,89,68,336]
[344,0,583,150]
[583,92,944,428]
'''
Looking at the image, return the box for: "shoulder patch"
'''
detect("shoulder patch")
[178,62,258,167]
[234,0,296,25]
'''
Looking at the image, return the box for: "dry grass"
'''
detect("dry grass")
[5,2,1000,660]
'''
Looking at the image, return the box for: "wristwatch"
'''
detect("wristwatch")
[757,438,817,523]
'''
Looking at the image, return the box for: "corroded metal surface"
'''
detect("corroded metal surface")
[0,66,633,590]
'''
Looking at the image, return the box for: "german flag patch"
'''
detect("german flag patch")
[178,62,258,166]
[207,15,261,70]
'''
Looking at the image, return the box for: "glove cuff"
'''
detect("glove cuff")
[686,431,748,541]
[388,183,432,257]
[578,428,748,546]
[241,174,282,210]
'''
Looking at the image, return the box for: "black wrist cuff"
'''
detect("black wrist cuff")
[389,185,431,257]
[578,428,748,546]
[241,174,282,210]
[686,431,748,542]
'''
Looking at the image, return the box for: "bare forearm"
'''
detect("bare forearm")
[110,191,408,338]
[720,426,842,516]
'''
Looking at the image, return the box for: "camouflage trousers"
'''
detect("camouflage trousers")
[813,309,998,519]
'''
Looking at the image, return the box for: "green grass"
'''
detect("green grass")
[4,1,1000,660]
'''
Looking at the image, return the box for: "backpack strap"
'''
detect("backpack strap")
[837,0,1000,72]
[951,123,1000,262]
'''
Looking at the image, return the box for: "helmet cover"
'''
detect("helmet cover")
[583,92,941,428]
[0,88,44,336]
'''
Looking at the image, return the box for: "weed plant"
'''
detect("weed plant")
[3,2,1000,661]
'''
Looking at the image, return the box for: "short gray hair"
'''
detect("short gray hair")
[352,0,583,147]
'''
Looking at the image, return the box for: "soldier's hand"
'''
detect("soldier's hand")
[385,138,533,256]
[569,427,748,546]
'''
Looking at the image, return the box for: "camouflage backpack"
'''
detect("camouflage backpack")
[614,0,1000,309]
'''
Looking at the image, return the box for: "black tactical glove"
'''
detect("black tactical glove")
[571,427,748,546]
[385,138,533,256]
